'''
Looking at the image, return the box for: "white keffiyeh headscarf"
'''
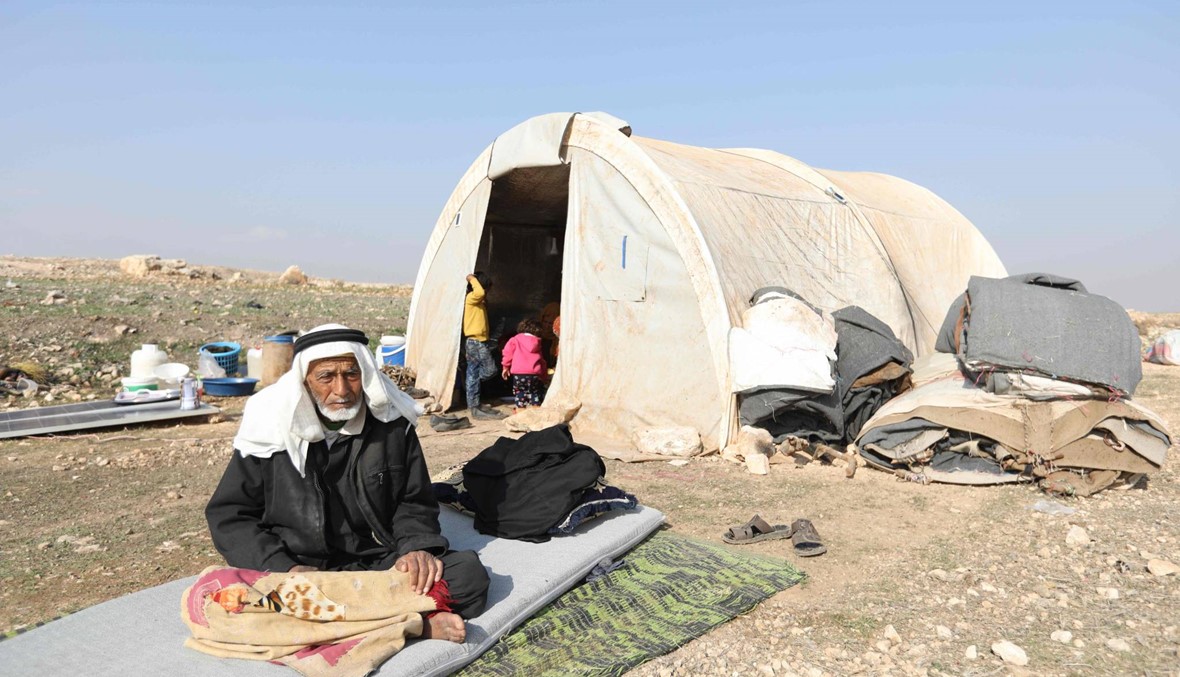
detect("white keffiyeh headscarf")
[232,324,422,476]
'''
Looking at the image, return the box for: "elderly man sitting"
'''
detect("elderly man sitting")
[205,324,489,643]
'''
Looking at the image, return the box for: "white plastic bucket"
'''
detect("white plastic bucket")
[375,335,406,367]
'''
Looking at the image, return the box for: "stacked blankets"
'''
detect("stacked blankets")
[858,274,1170,495]
[733,288,912,445]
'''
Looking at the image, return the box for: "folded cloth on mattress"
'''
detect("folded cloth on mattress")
[955,275,1143,395]
[855,353,1171,493]
[0,506,665,677]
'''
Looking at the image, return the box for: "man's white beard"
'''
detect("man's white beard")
[314,399,364,422]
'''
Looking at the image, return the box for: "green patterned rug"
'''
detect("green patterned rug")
[459,530,806,677]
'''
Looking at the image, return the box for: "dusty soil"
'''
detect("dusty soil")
[2,256,1178,676]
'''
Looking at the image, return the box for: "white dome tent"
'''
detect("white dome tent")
[406,112,1006,450]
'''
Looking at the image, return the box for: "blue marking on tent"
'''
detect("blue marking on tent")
[622,235,628,269]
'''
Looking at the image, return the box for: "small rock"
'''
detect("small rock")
[119,254,162,278]
[633,426,703,458]
[1147,558,1179,576]
[964,645,978,660]
[927,568,948,581]
[41,290,67,305]
[113,324,135,336]
[874,639,891,653]
[980,581,998,593]
[1066,525,1090,547]
[1096,587,1120,599]
[936,625,953,640]
[883,624,901,644]
[1106,638,1131,652]
[1051,630,1073,643]
[278,265,308,285]
[991,640,1028,666]
[1073,638,1085,648]
[745,452,770,475]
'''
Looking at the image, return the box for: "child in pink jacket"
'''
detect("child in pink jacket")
[501,318,548,411]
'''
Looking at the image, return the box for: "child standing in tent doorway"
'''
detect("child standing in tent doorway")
[537,301,560,361]
[464,272,507,420]
[501,318,547,412]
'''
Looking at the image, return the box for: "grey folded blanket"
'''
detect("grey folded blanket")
[957,275,1141,395]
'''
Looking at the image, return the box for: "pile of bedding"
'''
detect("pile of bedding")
[857,274,1171,495]
[732,288,912,446]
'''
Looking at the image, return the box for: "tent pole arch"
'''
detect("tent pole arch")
[405,146,492,365]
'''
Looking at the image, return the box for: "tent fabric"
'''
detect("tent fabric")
[407,113,1007,450]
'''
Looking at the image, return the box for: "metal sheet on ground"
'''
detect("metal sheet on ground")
[0,401,220,439]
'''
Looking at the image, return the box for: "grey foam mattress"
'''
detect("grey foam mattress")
[0,506,665,677]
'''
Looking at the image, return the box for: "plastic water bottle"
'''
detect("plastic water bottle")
[180,377,199,410]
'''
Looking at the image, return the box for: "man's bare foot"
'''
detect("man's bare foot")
[421,612,465,643]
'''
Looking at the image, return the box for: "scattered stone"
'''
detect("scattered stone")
[745,452,770,475]
[632,426,703,458]
[964,645,978,660]
[1106,638,1131,652]
[1096,587,1120,600]
[936,625,952,639]
[1073,638,1086,648]
[1051,630,1073,643]
[991,640,1028,666]
[40,290,67,305]
[113,324,135,336]
[1147,558,1179,576]
[119,254,162,278]
[883,624,901,644]
[278,265,308,285]
[1066,525,1090,547]
[927,569,948,582]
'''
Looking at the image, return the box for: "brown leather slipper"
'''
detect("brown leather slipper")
[790,518,827,557]
[722,514,793,544]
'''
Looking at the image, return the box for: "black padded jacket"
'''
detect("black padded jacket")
[205,415,447,572]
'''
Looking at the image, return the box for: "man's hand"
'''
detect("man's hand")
[288,565,318,573]
[395,551,444,595]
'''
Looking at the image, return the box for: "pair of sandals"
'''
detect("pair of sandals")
[722,514,826,557]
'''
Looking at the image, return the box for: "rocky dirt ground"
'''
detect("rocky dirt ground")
[1,256,1178,676]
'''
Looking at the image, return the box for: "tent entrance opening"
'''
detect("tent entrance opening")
[463,165,568,401]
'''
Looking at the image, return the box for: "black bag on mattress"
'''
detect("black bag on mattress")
[462,424,604,542]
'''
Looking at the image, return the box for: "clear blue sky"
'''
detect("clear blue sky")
[2,1,1177,310]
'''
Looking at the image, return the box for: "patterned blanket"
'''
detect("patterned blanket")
[181,566,439,677]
